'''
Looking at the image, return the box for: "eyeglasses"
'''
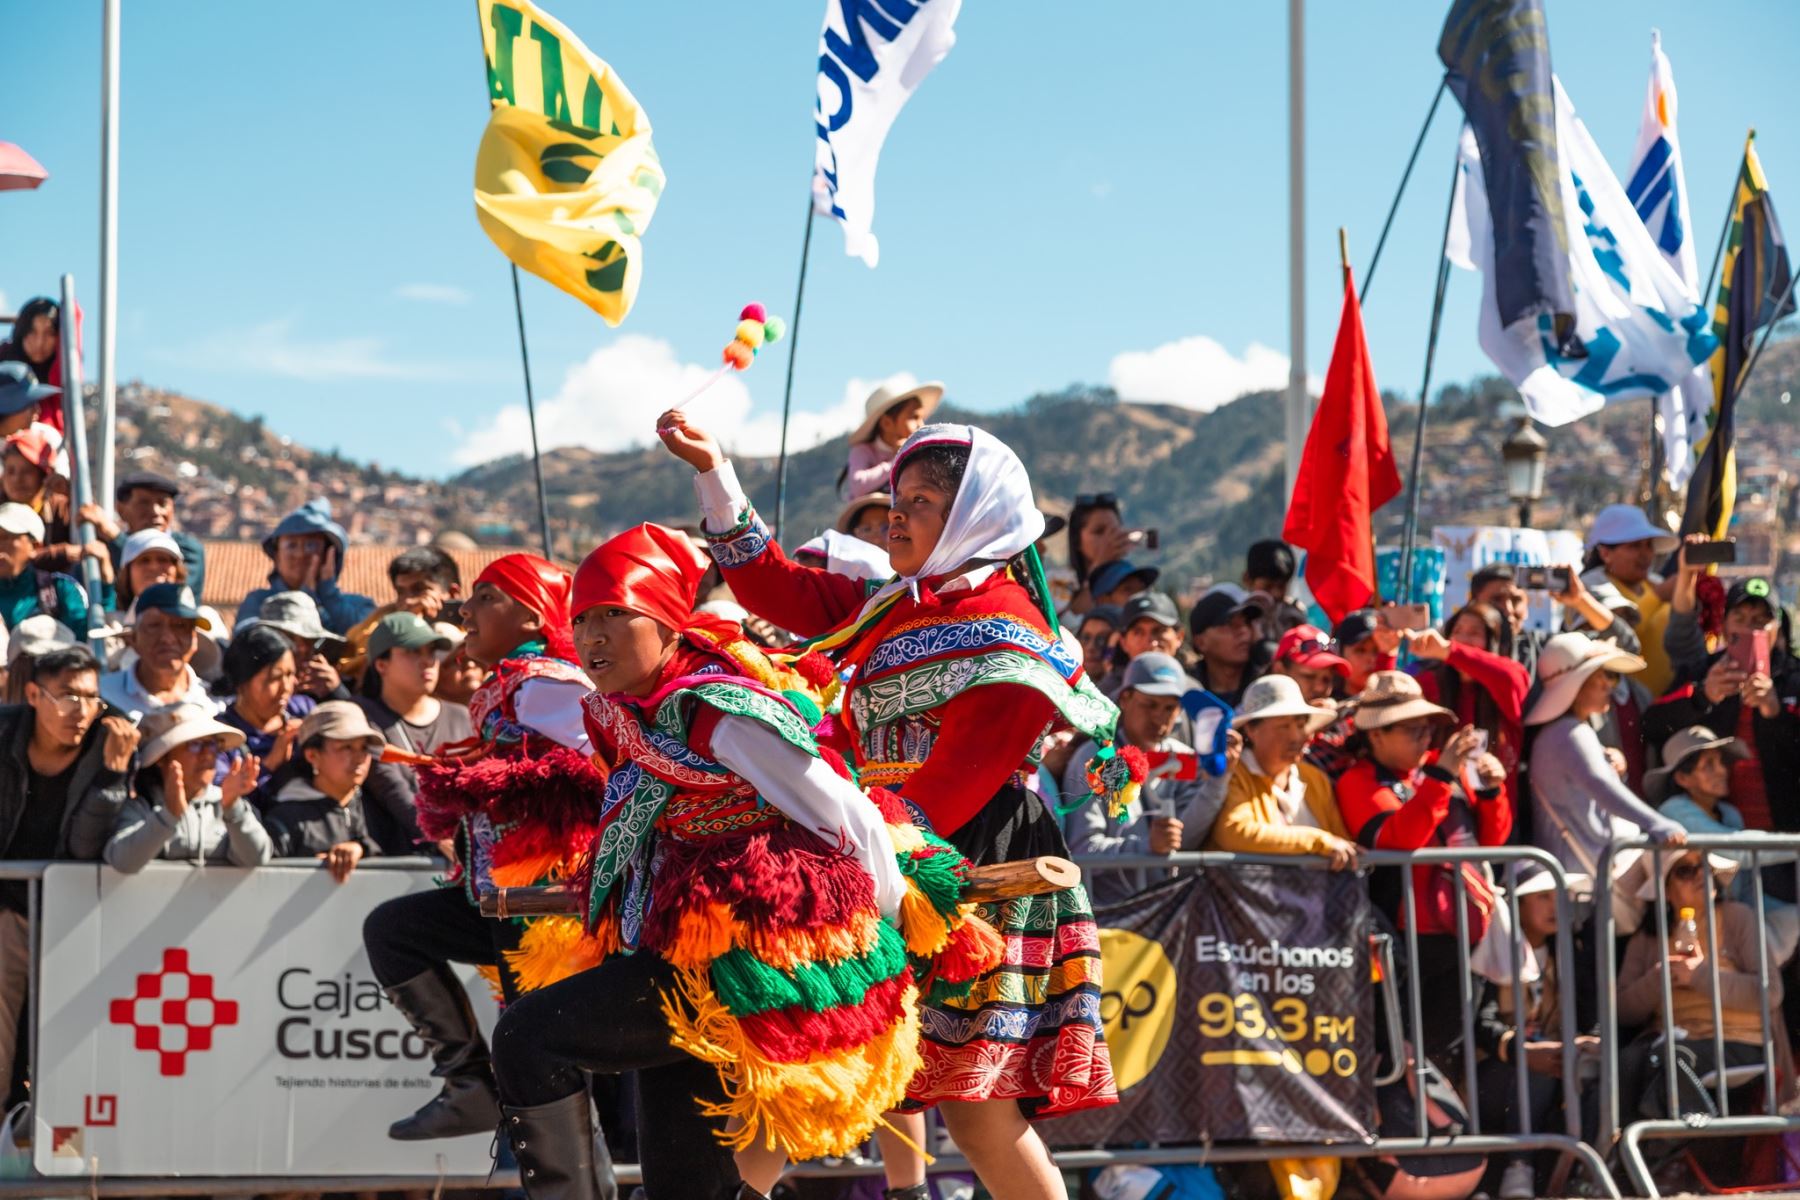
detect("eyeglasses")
[1074,493,1119,509]
[1077,629,1114,647]
[39,689,101,713]
[181,738,221,758]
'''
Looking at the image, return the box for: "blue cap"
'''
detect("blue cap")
[1088,559,1160,599]
[0,363,58,416]
[133,582,211,629]
[1120,651,1196,697]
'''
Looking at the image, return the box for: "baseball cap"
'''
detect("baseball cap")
[5,614,73,665]
[367,611,454,660]
[1469,562,1516,593]
[119,527,183,569]
[115,470,181,501]
[298,699,385,754]
[1074,603,1124,633]
[1333,608,1380,648]
[134,582,211,629]
[4,428,56,474]
[1245,539,1297,584]
[0,503,45,542]
[1088,559,1160,599]
[1275,623,1350,675]
[1585,503,1679,553]
[1120,591,1180,631]
[1188,584,1265,636]
[1726,577,1779,618]
[1119,652,1198,698]
[0,363,57,416]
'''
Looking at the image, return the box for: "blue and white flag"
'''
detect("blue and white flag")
[1447,76,1718,427]
[812,0,959,268]
[1626,30,1711,489]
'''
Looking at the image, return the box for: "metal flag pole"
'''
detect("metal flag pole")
[1283,0,1307,506]
[1360,75,1449,307]
[1397,155,1462,604]
[509,266,554,560]
[773,199,816,543]
[95,0,121,511]
[58,276,104,627]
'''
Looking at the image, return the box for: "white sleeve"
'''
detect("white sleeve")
[513,677,594,753]
[693,461,750,534]
[708,714,905,920]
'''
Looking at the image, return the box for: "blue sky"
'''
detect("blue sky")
[7,1,1798,478]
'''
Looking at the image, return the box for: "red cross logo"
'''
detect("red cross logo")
[107,948,238,1077]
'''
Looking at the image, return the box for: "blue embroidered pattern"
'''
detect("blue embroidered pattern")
[862,615,1081,680]
[707,512,773,569]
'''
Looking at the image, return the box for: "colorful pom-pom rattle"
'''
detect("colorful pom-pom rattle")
[670,303,787,411]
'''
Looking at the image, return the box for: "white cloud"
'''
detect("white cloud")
[1108,336,1298,411]
[450,338,901,467]
[156,318,468,383]
[395,283,472,305]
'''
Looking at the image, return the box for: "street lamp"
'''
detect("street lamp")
[1503,414,1548,527]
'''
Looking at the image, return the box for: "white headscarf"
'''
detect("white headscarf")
[886,424,1043,598]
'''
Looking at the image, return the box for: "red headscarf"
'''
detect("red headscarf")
[573,523,711,631]
[475,553,576,662]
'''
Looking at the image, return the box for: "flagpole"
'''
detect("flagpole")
[1360,74,1449,307]
[1398,155,1461,605]
[1700,130,1753,308]
[509,265,555,560]
[773,199,816,543]
[1725,263,1800,406]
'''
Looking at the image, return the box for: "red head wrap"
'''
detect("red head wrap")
[474,552,576,662]
[572,523,711,632]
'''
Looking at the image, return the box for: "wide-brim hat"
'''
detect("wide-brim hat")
[1635,849,1740,901]
[1524,632,1648,726]
[835,492,892,535]
[847,380,944,446]
[241,590,345,651]
[137,702,247,767]
[1643,726,1747,793]
[1585,503,1679,554]
[298,699,385,754]
[1232,673,1337,734]
[1351,670,1455,730]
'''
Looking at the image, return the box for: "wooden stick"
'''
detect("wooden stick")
[478,856,1081,919]
[1338,226,1351,288]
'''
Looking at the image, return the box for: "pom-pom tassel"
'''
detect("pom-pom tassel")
[1085,742,1150,821]
[932,910,1004,984]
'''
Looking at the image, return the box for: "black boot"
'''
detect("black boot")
[503,1091,615,1200]
[383,968,501,1140]
[883,1188,930,1200]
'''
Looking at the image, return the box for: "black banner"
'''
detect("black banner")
[1042,865,1375,1148]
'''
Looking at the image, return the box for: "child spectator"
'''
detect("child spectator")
[104,703,271,871]
[435,632,486,708]
[215,625,314,804]
[355,612,471,855]
[836,379,939,501]
[236,499,375,634]
[835,492,892,548]
[263,700,383,881]
[88,471,206,597]
[0,504,88,630]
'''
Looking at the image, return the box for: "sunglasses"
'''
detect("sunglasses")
[1285,634,1337,659]
[1077,629,1114,646]
[1074,493,1119,509]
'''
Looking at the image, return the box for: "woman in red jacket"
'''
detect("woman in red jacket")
[1407,605,1530,809]
[1336,670,1510,1064]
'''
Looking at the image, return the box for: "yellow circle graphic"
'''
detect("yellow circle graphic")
[1304,1048,1331,1076]
[1095,928,1177,1092]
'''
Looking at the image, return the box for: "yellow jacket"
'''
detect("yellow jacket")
[1205,756,1347,856]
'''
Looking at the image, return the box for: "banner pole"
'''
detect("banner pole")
[773,199,816,543]
[58,275,104,627]
[509,265,555,560]
[1398,155,1461,604]
[1360,74,1448,307]
[1699,130,1753,310]
[95,0,121,512]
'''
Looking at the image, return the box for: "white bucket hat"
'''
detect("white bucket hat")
[847,379,943,445]
[1585,503,1679,553]
[1524,632,1648,726]
[1232,673,1336,734]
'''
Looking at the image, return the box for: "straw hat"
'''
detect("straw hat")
[1232,674,1336,734]
[847,380,943,445]
[1634,849,1740,901]
[1523,632,1648,726]
[137,702,247,768]
[1643,726,1747,797]
[835,492,892,535]
[1351,670,1454,730]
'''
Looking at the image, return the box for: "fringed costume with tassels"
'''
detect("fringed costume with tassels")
[571,620,996,1160]
[696,437,1130,1120]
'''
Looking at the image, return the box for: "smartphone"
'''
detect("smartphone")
[1728,627,1771,677]
[1378,603,1433,632]
[1126,528,1161,552]
[1519,565,1573,591]
[1468,729,1489,757]
[437,599,465,627]
[1685,539,1738,566]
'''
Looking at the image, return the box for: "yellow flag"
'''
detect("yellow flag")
[474,0,664,326]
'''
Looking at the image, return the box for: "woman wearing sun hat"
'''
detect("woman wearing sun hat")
[1525,632,1686,882]
[104,701,270,871]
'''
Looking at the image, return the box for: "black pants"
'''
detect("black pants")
[493,953,739,1200]
[364,885,525,1001]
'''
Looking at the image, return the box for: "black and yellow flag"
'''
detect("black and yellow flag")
[475,0,665,326]
[1681,136,1793,539]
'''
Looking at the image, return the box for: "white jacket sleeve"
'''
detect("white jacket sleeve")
[707,714,905,920]
[513,678,594,753]
[693,462,750,535]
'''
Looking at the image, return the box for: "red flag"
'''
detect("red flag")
[1283,268,1400,623]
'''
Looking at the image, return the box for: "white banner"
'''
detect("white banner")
[812,0,960,267]
[1433,525,1585,633]
[34,862,498,1177]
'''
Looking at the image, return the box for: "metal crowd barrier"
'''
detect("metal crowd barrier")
[1594,833,1800,1198]
[0,850,1629,1197]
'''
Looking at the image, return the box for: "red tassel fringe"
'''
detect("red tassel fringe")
[414,743,603,842]
[736,971,912,1063]
[639,826,877,949]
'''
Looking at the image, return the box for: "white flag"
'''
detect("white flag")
[812,0,960,268]
[1626,30,1711,490]
[1447,76,1717,427]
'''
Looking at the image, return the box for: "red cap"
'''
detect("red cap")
[572,523,711,633]
[4,429,55,475]
[475,553,575,660]
[1275,623,1351,676]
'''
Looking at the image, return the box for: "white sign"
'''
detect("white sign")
[1433,525,1585,633]
[35,863,499,1176]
